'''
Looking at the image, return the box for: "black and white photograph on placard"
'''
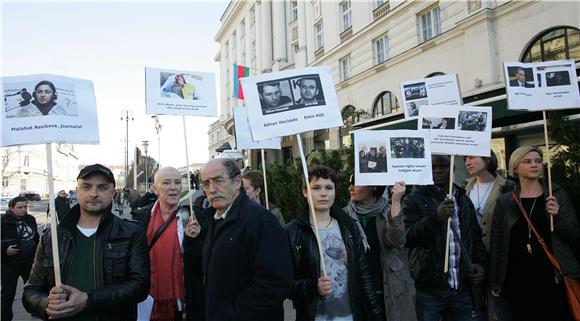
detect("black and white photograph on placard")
[400,74,462,120]
[406,99,428,117]
[1,74,99,147]
[354,130,433,186]
[458,111,487,132]
[390,137,426,159]
[506,66,535,88]
[357,142,388,173]
[240,67,342,141]
[546,71,571,87]
[419,105,492,157]
[504,60,580,111]
[421,117,455,130]
[145,67,217,116]
[258,74,326,115]
[403,82,427,101]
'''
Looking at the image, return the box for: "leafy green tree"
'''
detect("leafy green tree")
[264,146,355,222]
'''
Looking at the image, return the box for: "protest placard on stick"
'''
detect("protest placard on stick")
[400,74,462,120]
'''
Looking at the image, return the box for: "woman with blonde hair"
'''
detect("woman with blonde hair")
[489,146,580,321]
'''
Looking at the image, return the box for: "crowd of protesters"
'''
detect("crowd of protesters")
[1,145,579,321]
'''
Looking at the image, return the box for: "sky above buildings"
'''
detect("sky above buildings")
[2,0,229,168]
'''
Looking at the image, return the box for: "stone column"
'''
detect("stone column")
[260,0,273,72]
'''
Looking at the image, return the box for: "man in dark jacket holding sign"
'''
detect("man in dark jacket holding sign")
[187,158,293,321]
[403,155,488,321]
[23,164,150,321]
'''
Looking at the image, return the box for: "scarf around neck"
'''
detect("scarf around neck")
[345,197,389,251]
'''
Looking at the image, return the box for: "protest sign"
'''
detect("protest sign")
[504,60,580,111]
[400,74,462,119]
[354,130,433,186]
[145,67,217,116]
[1,74,99,146]
[233,107,281,150]
[419,105,492,157]
[240,67,342,141]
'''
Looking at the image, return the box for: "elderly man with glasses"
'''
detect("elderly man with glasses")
[186,158,292,321]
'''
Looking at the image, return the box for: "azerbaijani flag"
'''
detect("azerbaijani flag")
[233,64,250,100]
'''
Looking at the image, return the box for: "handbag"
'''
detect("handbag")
[512,192,580,321]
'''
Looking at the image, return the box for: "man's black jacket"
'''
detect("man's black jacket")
[23,204,150,321]
[188,190,293,321]
[403,185,488,293]
[1,210,39,264]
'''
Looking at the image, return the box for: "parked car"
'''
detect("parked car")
[19,192,42,202]
[0,196,11,213]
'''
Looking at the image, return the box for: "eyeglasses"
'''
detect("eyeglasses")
[201,176,234,189]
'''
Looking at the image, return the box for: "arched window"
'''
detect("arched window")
[372,91,400,118]
[522,26,579,62]
[340,105,357,147]
[426,71,446,78]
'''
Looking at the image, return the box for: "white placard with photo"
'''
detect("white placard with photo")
[504,60,580,111]
[145,67,217,116]
[240,67,342,141]
[233,107,281,150]
[1,74,99,146]
[400,74,462,119]
[354,130,433,186]
[419,105,492,157]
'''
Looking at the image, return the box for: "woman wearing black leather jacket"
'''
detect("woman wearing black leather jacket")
[285,165,382,321]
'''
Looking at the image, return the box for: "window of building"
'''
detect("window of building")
[241,53,246,65]
[339,55,351,81]
[291,25,299,53]
[467,0,481,13]
[224,41,229,60]
[23,155,30,167]
[375,0,385,8]
[251,41,256,58]
[249,7,255,26]
[374,34,389,64]
[290,0,298,22]
[2,178,8,188]
[340,105,357,147]
[313,129,329,150]
[372,91,400,117]
[313,0,321,18]
[421,6,441,42]
[426,71,446,78]
[315,20,324,49]
[240,20,245,39]
[340,0,352,32]
[231,32,237,54]
[522,27,580,63]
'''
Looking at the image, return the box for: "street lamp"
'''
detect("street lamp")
[120,110,134,188]
[142,140,149,190]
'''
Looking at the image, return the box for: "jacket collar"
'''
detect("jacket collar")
[414,183,466,199]
[205,187,247,223]
[59,203,114,235]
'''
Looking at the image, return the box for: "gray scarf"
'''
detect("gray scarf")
[345,197,389,251]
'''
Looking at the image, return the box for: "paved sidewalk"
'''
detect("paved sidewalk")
[11,278,40,321]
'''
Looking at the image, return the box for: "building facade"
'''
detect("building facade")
[1,144,80,197]
[211,0,579,170]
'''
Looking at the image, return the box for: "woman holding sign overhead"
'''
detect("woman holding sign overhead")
[285,165,382,321]
[489,146,580,321]
[344,175,416,321]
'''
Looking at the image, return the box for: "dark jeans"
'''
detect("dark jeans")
[416,288,473,321]
[1,261,33,321]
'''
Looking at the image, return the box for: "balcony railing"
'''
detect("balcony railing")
[373,1,390,21]
[314,47,325,60]
[339,27,353,43]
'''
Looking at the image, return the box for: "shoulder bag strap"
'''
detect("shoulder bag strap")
[511,191,562,273]
[148,209,178,252]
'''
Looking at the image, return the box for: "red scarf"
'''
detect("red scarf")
[146,203,185,321]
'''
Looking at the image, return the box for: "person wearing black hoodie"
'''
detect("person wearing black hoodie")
[1,196,39,321]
